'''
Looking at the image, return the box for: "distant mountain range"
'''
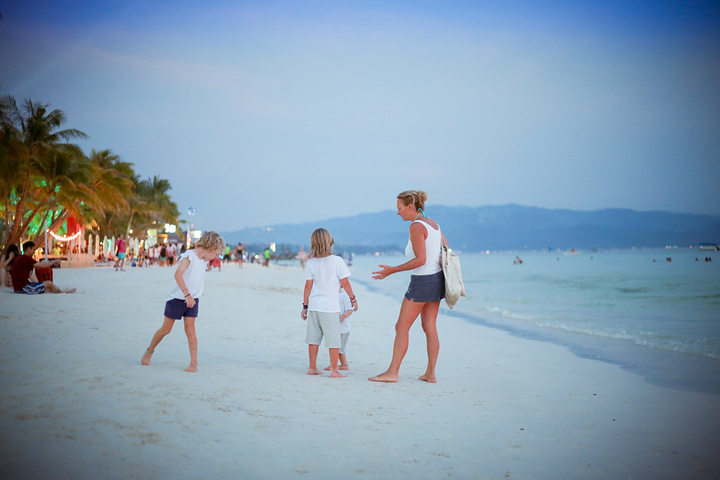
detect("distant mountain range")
[220,204,720,252]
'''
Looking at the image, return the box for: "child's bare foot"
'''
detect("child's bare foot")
[330,370,346,378]
[185,363,198,373]
[419,373,437,383]
[369,371,399,383]
[307,368,323,375]
[141,348,153,366]
[324,364,349,371]
[64,288,76,293]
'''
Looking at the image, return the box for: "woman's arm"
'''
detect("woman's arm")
[372,222,427,279]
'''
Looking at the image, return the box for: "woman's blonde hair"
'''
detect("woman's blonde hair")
[310,228,334,258]
[397,190,428,211]
[195,231,225,253]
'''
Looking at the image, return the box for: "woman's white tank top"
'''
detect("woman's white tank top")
[405,220,442,276]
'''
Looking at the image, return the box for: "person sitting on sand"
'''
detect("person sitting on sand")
[1,244,20,288]
[10,241,75,294]
[301,228,358,378]
[141,231,225,373]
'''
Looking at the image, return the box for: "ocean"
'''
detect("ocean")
[346,248,720,394]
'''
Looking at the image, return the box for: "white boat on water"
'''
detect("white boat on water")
[697,243,719,251]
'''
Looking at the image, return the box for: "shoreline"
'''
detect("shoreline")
[1,264,719,479]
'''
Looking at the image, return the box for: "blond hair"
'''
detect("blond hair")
[397,190,428,211]
[195,231,224,253]
[310,228,334,258]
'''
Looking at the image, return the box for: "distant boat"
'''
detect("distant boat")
[698,243,719,251]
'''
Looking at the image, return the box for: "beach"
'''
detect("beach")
[1,262,719,479]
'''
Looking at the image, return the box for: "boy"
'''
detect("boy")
[10,241,75,294]
[141,231,225,372]
[301,228,358,378]
[325,288,354,371]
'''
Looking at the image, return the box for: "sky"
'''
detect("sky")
[2,0,719,232]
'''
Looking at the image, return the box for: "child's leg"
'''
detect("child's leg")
[141,317,175,365]
[328,348,345,378]
[307,344,322,375]
[183,316,198,372]
[338,353,348,369]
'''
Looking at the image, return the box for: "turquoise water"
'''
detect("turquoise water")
[345,248,720,393]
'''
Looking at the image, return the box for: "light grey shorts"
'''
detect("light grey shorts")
[339,332,350,355]
[305,311,342,348]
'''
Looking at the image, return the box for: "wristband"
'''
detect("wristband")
[302,304,308,309]
[185,294,192,298]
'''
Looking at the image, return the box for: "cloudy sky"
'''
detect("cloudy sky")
[2,0,719,232]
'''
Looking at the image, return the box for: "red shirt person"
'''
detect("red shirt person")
[10,241,75,294]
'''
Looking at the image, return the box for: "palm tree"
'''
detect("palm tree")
[0,96,88,255]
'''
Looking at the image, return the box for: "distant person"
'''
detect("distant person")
[10,241,75,294]
[370,190,446,383]
[263,247,271,267]
[325,288,354,372]
[222,244,232,263]
[141,231,225,373]
[301,228,358,378]
[167,243,176,267]
[234,242,246,267]
[160,244,167,267]
[1,244,20,288]
[297,246,308,269]
[115,234,126,271]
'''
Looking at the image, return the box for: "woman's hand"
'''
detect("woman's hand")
[372,265,394,280]
[300,309,308,320]
[185,296,196,308]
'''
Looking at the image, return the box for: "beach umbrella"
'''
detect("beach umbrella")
[95,235,100,259]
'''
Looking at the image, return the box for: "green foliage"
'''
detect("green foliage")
[0,93,181,254]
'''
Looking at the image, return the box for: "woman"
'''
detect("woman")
[370,190,446,383]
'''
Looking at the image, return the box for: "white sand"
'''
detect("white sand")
[1,262,719,479]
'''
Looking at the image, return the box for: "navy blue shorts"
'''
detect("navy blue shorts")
[164,298,199,320]
[15,282,45,295]
[405,271,445,302]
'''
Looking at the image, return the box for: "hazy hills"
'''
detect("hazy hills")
[220,204,720,252]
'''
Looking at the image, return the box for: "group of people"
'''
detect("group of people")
[140,189,447,383]
[1,241,75,294]
[131,241,182,269]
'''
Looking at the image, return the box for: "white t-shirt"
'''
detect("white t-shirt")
[339,290,353,334]
[305,255,351,313]
[167,250,208,300]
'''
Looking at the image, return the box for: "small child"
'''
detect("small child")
[301,228,358,378]
[141,231,225,372]
[325,288,354,371]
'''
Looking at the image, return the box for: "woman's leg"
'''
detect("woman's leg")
[369,298,425,382]
[419,301,440,383]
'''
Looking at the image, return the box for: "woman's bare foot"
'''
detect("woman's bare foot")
[419,373,437,383]
[307,368,323,375]
[330,370,346,378]
[141,348,153,366]
[185,363,198,373]
[368,372,399,383]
